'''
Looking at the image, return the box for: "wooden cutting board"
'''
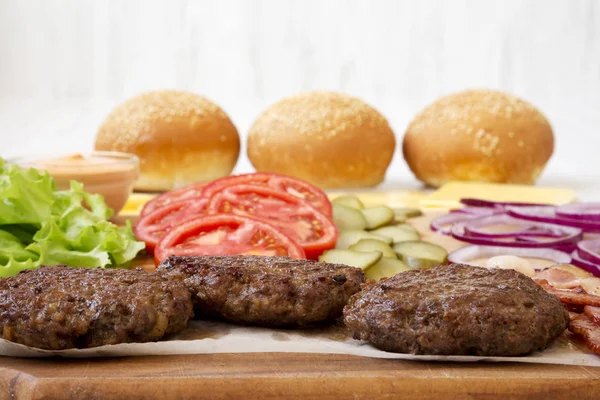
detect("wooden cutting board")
[2,194,600,400]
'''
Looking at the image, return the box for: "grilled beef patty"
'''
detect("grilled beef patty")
[0,266,193,350]
[344,263,569,356]
[157,255,364,327]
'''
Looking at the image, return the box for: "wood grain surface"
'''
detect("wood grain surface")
[2,353,600,400]
[1,201,600,400]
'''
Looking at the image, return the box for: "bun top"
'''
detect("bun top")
[95,90,240,191]
[251,91,391,133]
[95,90,238,152]
[403,89,554,187]
[247,91,396,189]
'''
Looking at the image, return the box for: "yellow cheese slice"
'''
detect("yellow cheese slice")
[421,181,577,210]
[120,193,156,215]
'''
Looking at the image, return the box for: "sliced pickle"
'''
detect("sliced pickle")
[393,207,423,220]
[332,195,365,210]
[370,225,420,244]
[362,205,394,230]
[349,239,397,258]
[394,223,419,235]
[319,249,382,270]
[332,204,367,231]
[365,258,412,281]
[393,240,448,269]
[336,230,392,249]
[392,214,407,224]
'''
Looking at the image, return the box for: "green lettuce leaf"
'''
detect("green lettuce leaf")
[2,224,37,244]
[0,160,144,276]
[0,159,55,225]
[0,230,39,277]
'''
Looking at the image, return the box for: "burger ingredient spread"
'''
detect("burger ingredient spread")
[0,159,144,277]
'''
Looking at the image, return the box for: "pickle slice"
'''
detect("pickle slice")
[393,207,423,220]
[319,249,382,270]
[370,225,420,244]
[365,258,412,280]
[349,239,397,259]
[332,204,367,231]
[361,206,394,230]
[332,195,365,210]
[393,241,448,269]
[336,230,392,249]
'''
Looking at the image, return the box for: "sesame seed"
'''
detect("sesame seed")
[405,90,551,141]
[96,90,236,151]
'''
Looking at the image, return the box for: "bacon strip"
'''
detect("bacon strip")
[569,314,600,355]
[584,306,600,325]
[547,288,600,307]
[540,283,600,307]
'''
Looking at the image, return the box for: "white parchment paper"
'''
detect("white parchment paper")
[2,320,600,366]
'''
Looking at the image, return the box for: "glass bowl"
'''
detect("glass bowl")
[10,151,139,214]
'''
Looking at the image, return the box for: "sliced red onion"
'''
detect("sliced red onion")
[506,206,600,233]
[451,206,504,216]
[460,198,551,209]
[464,224,567,239]
[448,245,572,266]
[430,213,481,235]
[433,207,504,234]
[571,250,600,277]
[510,237,577,253]
[556,202,600,221]
[451,214,583,249]
[577,239,600,265]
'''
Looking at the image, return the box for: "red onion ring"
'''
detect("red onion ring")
[506,206,600,233]
[577,239,600,265]
[430,213,481,235]
[432,208,504,234]
[464,224,567,239]
[571,250,600,277]
[460,198,551,209]
[509,237,577,253]
[451,214,583,248]
[556,202,600,221]
[448,245,572,266]
[451,206,504,216]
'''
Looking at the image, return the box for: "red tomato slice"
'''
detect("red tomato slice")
[141,182,207,216]
[202,173,332,217]
[207,185,338,260]
[134,197,208,253]
[154,214,305,264]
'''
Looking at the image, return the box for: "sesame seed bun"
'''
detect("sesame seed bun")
[247,91,396,189]
[402,90,554,187]
[95,90,240,191]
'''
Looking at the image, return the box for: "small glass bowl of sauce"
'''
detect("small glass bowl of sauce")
[11,151,139,214]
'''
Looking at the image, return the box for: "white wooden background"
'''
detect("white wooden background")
[0,0,599,195]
